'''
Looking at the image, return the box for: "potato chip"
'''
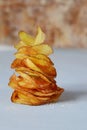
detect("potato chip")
[16,44,53,56]
[34,27,45,45]
[18,31,35,46]
[30,44,53,56]
[14,41,27,50]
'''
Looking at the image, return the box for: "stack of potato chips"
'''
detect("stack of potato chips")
[8,27,64,105]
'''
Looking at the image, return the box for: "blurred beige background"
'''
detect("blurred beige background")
[0,0,87,48]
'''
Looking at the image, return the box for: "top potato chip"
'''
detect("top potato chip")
[15,27,46,48]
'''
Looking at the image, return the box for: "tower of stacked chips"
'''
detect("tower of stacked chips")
[8,27,64,105]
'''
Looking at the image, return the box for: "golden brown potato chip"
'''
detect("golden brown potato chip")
[15,53,53,65]
[34,27,45,45]
[28,56,56,77]
[33,54,54,65]
[18,31,35,46]
[16,44,53,56]
[30,44,53,56]
[11,88,64,105]
[14,41,27,50]
[15,67,52,84]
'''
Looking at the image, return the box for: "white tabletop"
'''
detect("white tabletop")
[0,48,87,130]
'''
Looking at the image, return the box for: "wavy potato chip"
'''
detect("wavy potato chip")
[18,31,35,46]
[14,41,27,50]
[34,27,45,45]
[28,56,56,77]
[17,27,45,47]
[15,67,52,83]
[15,53,53,65]
[30,44,53,55]
[16,44,53,56]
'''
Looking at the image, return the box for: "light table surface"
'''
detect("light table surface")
[0,47,87,130]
